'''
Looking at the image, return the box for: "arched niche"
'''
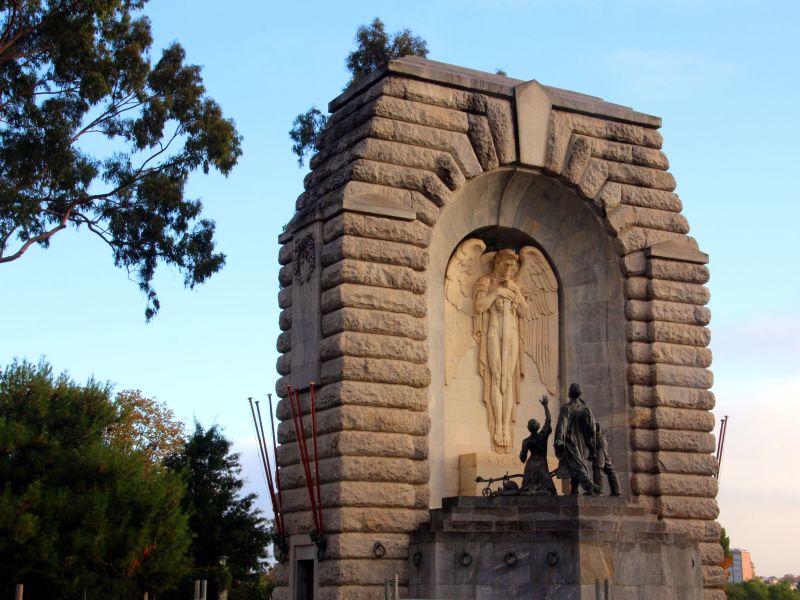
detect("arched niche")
[427,168,629,507]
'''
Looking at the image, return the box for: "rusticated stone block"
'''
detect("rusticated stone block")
[278,241,293,265]
[485,97,515,164]
[620,185,682,211]
[320,356,431,387]
[319,558,408,587]
[278,456,428,488]
[276,430,424,466]
[577,157,609,199]
[630,385,715,410]
[628,363,713,389]
[627,342,712,368]
[321,259,427,294]
[276,352,291,376]
[624,278,710,305]
[631,473,718,497]
[615,227,694,256]
[648,258,710,284]
[312,138,465,194]
[323,211,432,248]
[608,162,676,191]
[627,321,711,347]
[699,541,724,566]
[467,113,499,171]
[321,236,428,270]
[320,331,428,364]
[322,307,426,340]
[631,429,716,453]
[279,307,292,331]
[626,299,711,325]
[277,404,430,442]
[662,517,721,543]
[367,117,482,178]
[621,250,647,276]
[315,380,428,412]
[631,450,718,476]
[276,331,291,353]
[321,284,426,318]
[570,112,663,149]
[702,565,727,587]
[279,481,418,512]
[630,406,716,432]
[278,264,293,287]
[278,286,292,309]
[324,532,411,559]
[704,589,728,600]
[608,205,689,235]
[562,135,593,184]
[348,159,453,207]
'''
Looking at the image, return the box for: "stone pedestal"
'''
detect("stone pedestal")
[408,496,703,600]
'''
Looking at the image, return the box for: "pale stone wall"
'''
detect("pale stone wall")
[273,57,722,600]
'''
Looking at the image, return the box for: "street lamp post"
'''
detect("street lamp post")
[218,556,229,600]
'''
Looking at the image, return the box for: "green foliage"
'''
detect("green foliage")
[0,1,242,319]
[288,106,328,167]
[344,17,428,89]
[289,17,427,165]
[166,423,273,590]
[727,580,800,600]
[721,527,733,558]
[495,68,508,76]
[0,360,191,599]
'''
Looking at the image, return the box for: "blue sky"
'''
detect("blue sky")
[2,0,798,577]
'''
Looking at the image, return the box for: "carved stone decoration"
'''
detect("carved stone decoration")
[445,237,558,453]
[292,233,315,285]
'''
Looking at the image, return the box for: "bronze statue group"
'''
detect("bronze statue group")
[519,383,620,497]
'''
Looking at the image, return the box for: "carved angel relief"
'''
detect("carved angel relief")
[445,238,558,453]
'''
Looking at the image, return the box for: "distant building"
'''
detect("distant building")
[728,549,756,583]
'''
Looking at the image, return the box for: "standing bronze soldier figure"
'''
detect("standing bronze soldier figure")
[593,423,621,496]
[555,383,600,495]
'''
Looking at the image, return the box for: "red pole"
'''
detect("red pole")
[288,386,320,531]
[310,381,323,532]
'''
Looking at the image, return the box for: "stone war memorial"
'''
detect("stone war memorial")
[272,57,721,599]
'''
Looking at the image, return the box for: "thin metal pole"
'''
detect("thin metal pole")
[249,398,283,538]
[254,398,283,536]
[267,393,285,533]
[14,584,23,600]
[717,415,729,480]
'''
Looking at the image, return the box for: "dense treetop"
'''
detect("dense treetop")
[0,0,241,319]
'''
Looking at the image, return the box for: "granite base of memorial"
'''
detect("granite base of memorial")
[407,495,703,600]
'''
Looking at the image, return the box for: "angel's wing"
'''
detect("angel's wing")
[516,246,559,394]
[444,238,487,384]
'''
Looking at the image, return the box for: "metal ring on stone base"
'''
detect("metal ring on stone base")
[504,552,518,567]
[413,551,423,567]
[373,542,386,558]
[459,552,473,567]
[546,551,559,566]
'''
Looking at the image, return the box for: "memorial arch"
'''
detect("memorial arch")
[272,57,720,599]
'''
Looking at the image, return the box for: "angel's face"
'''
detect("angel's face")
[494,253,518,280]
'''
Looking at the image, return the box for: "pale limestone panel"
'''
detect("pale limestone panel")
[427,170,627,507]
[290,220,323,386]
